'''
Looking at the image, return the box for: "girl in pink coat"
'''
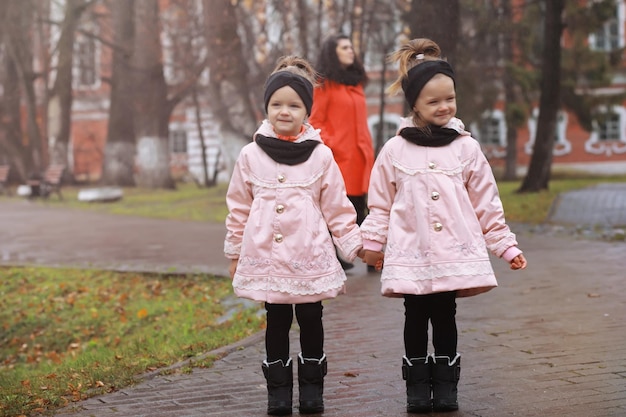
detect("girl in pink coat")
[361,39,527,413]
[224,56,362,415]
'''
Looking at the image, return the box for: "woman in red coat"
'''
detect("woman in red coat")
[309,34,375,269]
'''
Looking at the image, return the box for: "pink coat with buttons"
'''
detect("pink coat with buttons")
[224,121,362,304]
[361,118,521,298]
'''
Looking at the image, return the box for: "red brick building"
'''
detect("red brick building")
[64,1,626,183]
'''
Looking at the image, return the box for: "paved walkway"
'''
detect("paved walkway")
[1,190,626,416]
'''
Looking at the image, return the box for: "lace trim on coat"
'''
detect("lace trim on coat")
[224,240,241,258]
[381,260,494,282]
[391,158,471,176]
[248,170,324,189]
[237,252,336,272]
[334,229,363,261]
[233,271,347,296]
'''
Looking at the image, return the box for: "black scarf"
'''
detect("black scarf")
[255,134,320,165]
[399,126,460,147]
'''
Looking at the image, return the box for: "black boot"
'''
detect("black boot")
[431,354,461,412]
[262,358,293,415]
[402,356,432,413]
[297,353,327,414]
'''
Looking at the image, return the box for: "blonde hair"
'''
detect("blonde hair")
[271,55,318,87]
[387,38,445,128]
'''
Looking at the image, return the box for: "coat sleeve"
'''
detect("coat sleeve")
[464,142,518,258]
[360,144,396,246]
[224,152,253,259]
[318,150,362,261]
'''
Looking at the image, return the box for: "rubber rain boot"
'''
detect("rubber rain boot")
[297,353,327,414]
[262,358,293,415]
[431,354,461,412]
[402,355,432,413]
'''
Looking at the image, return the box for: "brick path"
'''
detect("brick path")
[1,197,625,416]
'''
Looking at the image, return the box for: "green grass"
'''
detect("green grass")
[0,266,264,417]
[11,182,230,223]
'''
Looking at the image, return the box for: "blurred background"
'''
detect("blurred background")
[0,0,624,192]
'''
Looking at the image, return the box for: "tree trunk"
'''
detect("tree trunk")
[131,0,174,188]
[0,46,31,181]
[48,0,89,175]
[204,0,256,176]
[407,0,460,65]
[502,0,518,181]
[518,0,565,192]
[3,0,43,174]
[102,0,136,186]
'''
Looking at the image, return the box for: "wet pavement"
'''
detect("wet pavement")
[1,188,626,416]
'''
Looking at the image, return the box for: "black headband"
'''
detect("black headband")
[264,72,314,115]
[402,60,455,108]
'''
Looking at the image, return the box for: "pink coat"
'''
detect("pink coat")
[224,121,362,304]
[361,118,520,298]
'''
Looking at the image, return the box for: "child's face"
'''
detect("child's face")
[267,86,307,137]
[413,74,456,127]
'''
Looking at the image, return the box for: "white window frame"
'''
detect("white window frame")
[526,108,572,156]
[367,113,403,147]
[589,1,625,51]
[585,105,626,155]
[73,27,100,90]
[470,110,507,159]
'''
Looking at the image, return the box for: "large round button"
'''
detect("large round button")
[431,191,440,200]
[428,162,436,169]
[276,204,285,213]
[274,234,284,242]
[277,174,286,183]
[433,222,443,232]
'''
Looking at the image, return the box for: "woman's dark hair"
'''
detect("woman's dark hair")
[316,34,368,86]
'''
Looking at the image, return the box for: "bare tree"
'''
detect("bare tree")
[47,0,95,174]
[102,0,136,186]
[2,0,44,176]
[405,0,460,64]
[204,0,257,174]
[518,0,564,192]
[131,0,174,188]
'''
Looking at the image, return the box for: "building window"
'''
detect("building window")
[73,34,97,88]
[170,130,187,153]
[584,106,626,155]
[471,110,506,147]
[526,109,572,156]
[367,113,402,151]
[478,116,503,146]
[589,1,625,51]
[597,112,621,141]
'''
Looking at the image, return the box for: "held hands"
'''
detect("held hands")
[510,254,527,270]
[360,250,384,272]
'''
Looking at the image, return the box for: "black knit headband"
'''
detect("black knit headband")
[402,60,456,108]
[264,72,314,115]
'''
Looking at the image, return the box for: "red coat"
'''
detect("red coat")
[309,81,375,196]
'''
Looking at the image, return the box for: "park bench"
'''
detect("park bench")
[28,164,66,200]
[0,165,10,195]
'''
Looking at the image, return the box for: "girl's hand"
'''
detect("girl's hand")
[229,259,239,278]
[357,248,366,259]
[363,250,384,271]
[510,254,527,270]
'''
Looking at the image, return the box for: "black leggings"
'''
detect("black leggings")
[265,302,324,362]
[403,291,457,358]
